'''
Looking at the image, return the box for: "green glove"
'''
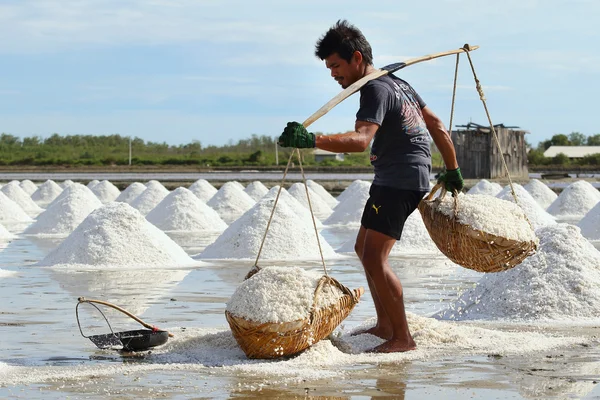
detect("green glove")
[278,122,316,148]
[437,167,464,194]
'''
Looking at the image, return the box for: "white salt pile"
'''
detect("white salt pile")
[436,193,537,242]
[60,179,75,188]
[206,181,256,224]
[188,179,217,203]
[24,184,103,236]
[199,195,337,260]
[546,180,600,221]
[130,180,170,215]
[0,192,33,224]
[1,182,43,216]
[115,182,146,203]
[578,202,600,241]
[436,224,600,321]
[244,180,269,201]
[37,202,196,268]
[229,181,245,190]
[496,184,556,230]
[146,187,228,232]
[523,179,558,209]
[31,180,63,208]
[288,182,334,220]
[19,179,38,196]
[324,181,370,226]
[467,179,503,196]
[90,180,120,203]
[307,179,339,208]
[226,266,344,323]
[0,222,15,239]
[263,186,324,228]
[336,180,370,204]
[87,179,100,189]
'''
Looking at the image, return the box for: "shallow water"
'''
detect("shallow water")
[1,226,600,399]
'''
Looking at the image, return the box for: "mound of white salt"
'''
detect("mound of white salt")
[115,182,146,203]
[19,180,38,196]
[578,202,600,241]
[37,202,196,268]
[467,179,503,196]
[206,182,256,224]
[523,179,558,210]
[90,180,120,203]
[0,192,33,224]
[436,224,600,321]
[24,184,103,236]
[60,179,75,188]
[188,179,217,203]
[31,180,63,208]
[496,184,556,230]
[130,180,170,215]
[87,180,100,189]
[288,182,334,220]
[146,187,228,232]
[1,182,43,216]
[307,180,339,208]
[263,186,324,228]
[336,180,371,204]
[436,193,537,242]
[244,181,269,201]
[546,180,600,221]
[229,181,245,190]
[324,182,370,226]
[198,196,337,260]
[226,266,344,323]
[0,222,15,239]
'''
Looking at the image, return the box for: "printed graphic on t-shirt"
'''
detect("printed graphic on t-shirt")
[392,81,428,140]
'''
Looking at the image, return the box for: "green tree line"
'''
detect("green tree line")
[528,132,600,166]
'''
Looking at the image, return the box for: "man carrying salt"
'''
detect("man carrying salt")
[278,20,463,353]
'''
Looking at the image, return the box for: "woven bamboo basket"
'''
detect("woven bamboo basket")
[418,183,537,273]
[226,272,364,359]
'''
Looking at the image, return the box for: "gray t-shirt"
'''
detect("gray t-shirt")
[356,74,432,191]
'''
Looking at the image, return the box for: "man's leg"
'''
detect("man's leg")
[352,225,393,340]
[361,228,416,353]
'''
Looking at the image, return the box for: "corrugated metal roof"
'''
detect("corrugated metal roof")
[543,146,600,158]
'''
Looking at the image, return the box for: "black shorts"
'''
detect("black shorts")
[360,185,428,240]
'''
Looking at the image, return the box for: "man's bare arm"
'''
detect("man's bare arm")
[422,106,459,170]
[315,120,379,153]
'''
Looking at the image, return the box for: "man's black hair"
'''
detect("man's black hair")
[315,20,373,65]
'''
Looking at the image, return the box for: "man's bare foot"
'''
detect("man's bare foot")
[368,338,417,353]
[350,326,392,340]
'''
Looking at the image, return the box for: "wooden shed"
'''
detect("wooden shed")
[450,122,529,179]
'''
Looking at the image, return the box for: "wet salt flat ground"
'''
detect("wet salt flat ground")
[2,226,600,399]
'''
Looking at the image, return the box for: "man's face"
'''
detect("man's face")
[325,52,361,89]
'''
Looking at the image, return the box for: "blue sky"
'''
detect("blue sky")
[0,0,598,147]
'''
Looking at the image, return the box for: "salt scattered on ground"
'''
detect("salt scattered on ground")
[90,180,120,203]
[0,192,33,224]
[467,179,503,196]
[288,182,334,220]
[198,195,337,260]
[1,181,43,216]
[307,180,339,208]
[130,180,170,215]
[87,180,100,189]
[336,180,371,204]
[436,193,537,242]
[262,186,323,228]
[19,179,38,196]
[146,187,228,232]
[37,202,197,268]
[244,181,269,201]
[226,266,344,323]
[436,224,600,321]
[24,184,103,236]
[188,179,217,203]
[115,182,146,203]
[31,180,63,208]
[496,184,556,230]
[206,182,256,224]
[324,181,370,226]
[546,180,600,221]
[524,179,558,209]
[578,201,600,241]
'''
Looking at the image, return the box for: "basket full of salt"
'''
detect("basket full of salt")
[418,183,538,273]
[225,266,363,359]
